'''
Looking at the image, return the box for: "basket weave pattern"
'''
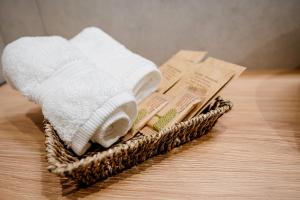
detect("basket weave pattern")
[45,97,232,185]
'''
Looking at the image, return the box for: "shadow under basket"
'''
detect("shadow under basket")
[44,97,232,185]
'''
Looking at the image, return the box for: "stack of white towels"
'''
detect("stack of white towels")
[1,27,161,156]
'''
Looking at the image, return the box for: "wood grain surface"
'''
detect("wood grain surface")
[0,69,299,199]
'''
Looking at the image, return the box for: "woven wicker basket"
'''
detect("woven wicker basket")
[44,97,232,185]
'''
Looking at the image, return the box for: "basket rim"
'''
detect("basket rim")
[45,98,233,176]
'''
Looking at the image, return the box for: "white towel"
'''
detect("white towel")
[2,36,137,156]
[70,27,161,103]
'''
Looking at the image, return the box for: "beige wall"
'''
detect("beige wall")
[0,0,300,68]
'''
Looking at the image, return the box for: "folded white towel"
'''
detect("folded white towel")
[70,27,161,103]
[2,36,137,155]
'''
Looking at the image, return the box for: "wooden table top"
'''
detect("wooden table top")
[0,69,299,199]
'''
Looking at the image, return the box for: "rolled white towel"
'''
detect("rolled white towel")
[70,27,161,103]
[2,36,137,155]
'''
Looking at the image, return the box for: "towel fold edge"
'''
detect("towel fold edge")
[71,91,137,156]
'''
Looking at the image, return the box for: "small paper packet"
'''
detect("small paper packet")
[157,50,207,93]
[167,57,245,118]
[147,89,201,132]
[122,92,169,141]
